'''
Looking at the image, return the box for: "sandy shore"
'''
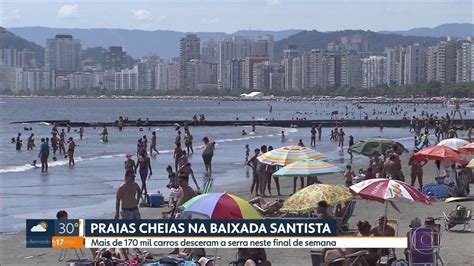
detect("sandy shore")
[1,154,473,266]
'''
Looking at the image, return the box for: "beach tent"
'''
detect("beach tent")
[240,91,264,98]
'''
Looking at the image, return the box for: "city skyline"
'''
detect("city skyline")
[1,0,472,33]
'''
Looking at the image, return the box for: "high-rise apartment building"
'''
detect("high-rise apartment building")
[341,52,362,88]
[385,47,402,85]
[456,41,471,83]
[45,34,81,72]
[244,57,268,90]
[301,49,324,89]
[254,35,274,62]
[155,60,180,91]
[291,57,302,90]
[403,44,426,85]
[201,40,218,64]
[282,45,298,90]
[362,56,386,89]
[179,34,200,90]
[218,36,253,89]
[228,59,245,90]
[104,46,126,71]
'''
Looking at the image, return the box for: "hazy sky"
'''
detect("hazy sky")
[1,0,472,32]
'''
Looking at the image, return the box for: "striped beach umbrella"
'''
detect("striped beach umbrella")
[437,138,470,151]
[350,178,430,204]
[281,184,352,213]
[459,143,474,155]
[180,192,261,219]
[272,159,343,177]
[257,145,326,166]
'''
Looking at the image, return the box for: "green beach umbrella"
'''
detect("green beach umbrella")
[349,137,408,157]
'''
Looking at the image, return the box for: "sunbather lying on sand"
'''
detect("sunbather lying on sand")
[248,197,284,215]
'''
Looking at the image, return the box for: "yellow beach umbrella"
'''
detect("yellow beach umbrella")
[281,184,352,213]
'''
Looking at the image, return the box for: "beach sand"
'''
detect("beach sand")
[1,154,473,266]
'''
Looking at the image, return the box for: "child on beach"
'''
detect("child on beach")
[245,144,250,163]
[344,165,356,187]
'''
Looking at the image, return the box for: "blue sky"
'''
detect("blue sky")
[1,0,472,32]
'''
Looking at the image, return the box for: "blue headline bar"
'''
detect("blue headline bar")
[84,219,337,237]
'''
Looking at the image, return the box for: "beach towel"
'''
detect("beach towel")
[422,183,450,198]
[202,178,214,194]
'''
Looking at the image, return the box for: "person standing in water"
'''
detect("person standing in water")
[79,127,84,140]
[150,131,159,156]
[184,129,193,154]
[310,126,317,147]
[317,124,323,141]
[247,148,261,196]
[202,137,215,176]
[135,152,152,201]
[245,144,250,163]
[58,135,66,156]
[27,133,35,150]
[38,138,49,173]
[124,153,136,172]
[101,126,109,142]
[347,135,354,163]
[51,133,58,155]
[67,137,76,166]
[15,133,22,150]
[338,128,345,151]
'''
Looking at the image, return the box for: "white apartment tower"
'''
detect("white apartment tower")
[362,56,386,89]
[403,44,426,85]
[456,41,471,83]
[218,36,253,89]
[282,45,298,90]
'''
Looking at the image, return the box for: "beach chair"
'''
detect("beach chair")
[452,174,470,197]
[202,177,214,194]
[378,218,399,265]
[329,250,370,266]
[252,201,283,217]
[407,227,437,266]
[432,224,444,266]
[441,205,472,231]
[58,248,86,262]
[335,201,356,232]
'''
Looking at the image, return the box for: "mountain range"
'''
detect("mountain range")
[380,23,473,38]
[4,23,472,61]
[7,27,301,59]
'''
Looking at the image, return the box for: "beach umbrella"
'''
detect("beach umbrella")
[414,146,467,164]
[281,184,353,213]
[257,145,326,166]
[349,178,430,204]
[458,143,474,155]
[272,159,343,177]
[180,192,261,219]
[467,159,474,169]
[437,138,470,151]
[349,138,408,157]
[350,178,430,234]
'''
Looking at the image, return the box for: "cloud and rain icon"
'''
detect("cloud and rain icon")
[30,221,48,232]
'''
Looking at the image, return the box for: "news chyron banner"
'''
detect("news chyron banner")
[26,219,406,249]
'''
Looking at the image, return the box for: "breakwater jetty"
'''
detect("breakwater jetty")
[11,119,474,129]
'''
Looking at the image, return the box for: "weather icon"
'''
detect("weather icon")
[30,222,48,232]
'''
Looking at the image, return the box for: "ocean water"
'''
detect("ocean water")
[0,98,472,232]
